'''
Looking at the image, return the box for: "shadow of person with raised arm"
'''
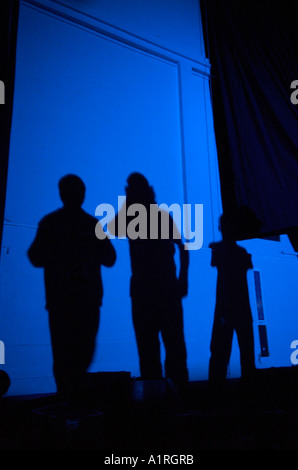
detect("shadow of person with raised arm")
[208,208,258,401]
[109,172,189,391]
[28,174,116,401]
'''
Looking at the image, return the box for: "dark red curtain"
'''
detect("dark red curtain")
[0,0,20,256]
[202,0,298,242]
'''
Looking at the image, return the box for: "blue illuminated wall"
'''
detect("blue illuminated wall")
[0,0,297,395]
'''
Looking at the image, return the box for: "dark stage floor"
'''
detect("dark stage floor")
[1,367,298,453]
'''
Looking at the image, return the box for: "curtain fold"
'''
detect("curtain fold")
[0,0,20,255]
[203,0,298,240]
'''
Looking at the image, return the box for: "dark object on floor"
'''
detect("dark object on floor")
[0,370,10,396]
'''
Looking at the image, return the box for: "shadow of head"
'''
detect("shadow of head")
[125,172,155,204]
[219,206,262,241]
[59,174,86,208]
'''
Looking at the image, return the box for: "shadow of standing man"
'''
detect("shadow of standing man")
[208,210,257,401]
[109,172,189,393]
[28,174,116,401]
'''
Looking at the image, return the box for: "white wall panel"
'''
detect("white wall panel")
[1,1,206,394]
